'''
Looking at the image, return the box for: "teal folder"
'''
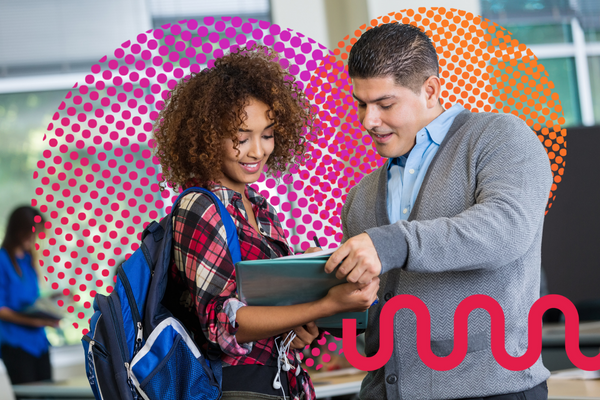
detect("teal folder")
[234,253,368,330]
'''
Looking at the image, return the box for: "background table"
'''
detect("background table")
[543,321,600,371]
[11,367,600,399]
[548,372,600,400]
[12,376,93,399]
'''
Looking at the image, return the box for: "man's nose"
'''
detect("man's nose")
[361,105,381,131]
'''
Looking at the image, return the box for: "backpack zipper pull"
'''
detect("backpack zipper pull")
[136,322,143,343]
[125,362,132,379]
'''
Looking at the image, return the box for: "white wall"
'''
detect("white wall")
[270,0,330,47]
[366,0,481,20]
[270,0,481,51]
[0,0,152,69]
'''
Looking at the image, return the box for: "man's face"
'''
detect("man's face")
[352,76,430,159]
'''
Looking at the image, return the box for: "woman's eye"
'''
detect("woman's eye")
[263,135,274,140]
[238,139,248,145]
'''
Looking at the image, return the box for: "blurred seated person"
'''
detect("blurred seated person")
[0,206,57,384]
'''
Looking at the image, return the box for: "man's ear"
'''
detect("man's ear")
[422,76,442,109]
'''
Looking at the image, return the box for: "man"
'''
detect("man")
[324,23,552,399]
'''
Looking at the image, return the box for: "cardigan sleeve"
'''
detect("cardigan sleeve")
[364,114,553,274]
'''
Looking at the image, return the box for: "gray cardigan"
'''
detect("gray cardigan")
[341,109,553,399]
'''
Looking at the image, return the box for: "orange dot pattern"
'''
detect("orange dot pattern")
[305,7,565,216]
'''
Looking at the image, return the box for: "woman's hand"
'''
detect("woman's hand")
[36,318,60,328]
[0,307,60,328]
[29,318,59,328]
[285,322,319,350]
[304,247,321,254]
[321,277,380,314]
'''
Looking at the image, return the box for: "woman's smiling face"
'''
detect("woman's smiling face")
[218,98,275,194]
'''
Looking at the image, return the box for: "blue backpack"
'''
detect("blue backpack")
[82,187,241,400]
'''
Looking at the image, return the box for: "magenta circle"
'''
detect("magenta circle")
[252,29,263,40]
[170,25,181,36]
[241,23,253,34]
[197,26,209,37]
[269,24,281,35]
[280,30,291,42]
[215,21,226,32]
[236,34,247,45]
[219,38,230,49]
[187,20,198,30]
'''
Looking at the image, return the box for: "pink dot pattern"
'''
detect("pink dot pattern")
[33,16,335,366]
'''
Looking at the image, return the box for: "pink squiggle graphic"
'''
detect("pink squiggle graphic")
[343,294,600,371]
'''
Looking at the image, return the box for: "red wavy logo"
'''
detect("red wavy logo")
[343,294,600,371]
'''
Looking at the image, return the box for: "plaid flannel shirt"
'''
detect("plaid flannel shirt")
[168,184,316,400]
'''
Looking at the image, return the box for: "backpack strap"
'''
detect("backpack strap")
[145,186,242,335]
[173,186,242,264]
[173,187,242,387]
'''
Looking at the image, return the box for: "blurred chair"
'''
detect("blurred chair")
[0,360,16,400]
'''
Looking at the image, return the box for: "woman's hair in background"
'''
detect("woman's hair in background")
[153,44,315,191]
[1,205,45,274]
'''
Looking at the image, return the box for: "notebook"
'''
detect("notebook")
[234,248,369,329]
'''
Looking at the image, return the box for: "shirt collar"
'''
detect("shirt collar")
[211,184,267,209]
[425,103,465,145]
[213,184,288,246]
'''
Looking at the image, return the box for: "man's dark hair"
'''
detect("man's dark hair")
[348,23,439,94]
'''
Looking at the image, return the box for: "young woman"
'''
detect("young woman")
[153,45,379,400]
[0,206,56,384]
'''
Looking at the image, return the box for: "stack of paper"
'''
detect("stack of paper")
[22,297,64,320]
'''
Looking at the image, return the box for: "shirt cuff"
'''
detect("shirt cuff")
[365,224,409,274]
[219,298,254,356]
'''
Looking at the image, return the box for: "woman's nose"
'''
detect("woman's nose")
[247,137,264,159]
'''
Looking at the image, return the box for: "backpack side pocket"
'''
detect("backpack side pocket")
[129,317,221,400]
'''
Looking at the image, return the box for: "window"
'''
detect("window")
[0,90,67,240]
[588,56,600,122]
[541,57,581,127]
[481,0,600,126]
[0,1,272,347]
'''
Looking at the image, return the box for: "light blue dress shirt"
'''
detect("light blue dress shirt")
[387,103,464,223]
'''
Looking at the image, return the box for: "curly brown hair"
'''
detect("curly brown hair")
[152,44,314,191]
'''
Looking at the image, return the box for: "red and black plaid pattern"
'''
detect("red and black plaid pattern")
[168,185,315,400]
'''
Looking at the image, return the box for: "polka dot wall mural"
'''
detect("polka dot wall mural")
[32,8,566,370]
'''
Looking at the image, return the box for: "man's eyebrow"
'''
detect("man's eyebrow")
[352,93,397,103]
[238,121,275,133]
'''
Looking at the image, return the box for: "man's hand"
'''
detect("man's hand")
[324,233,382,284]
[286,322,319,350]
[322,278,380,314]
